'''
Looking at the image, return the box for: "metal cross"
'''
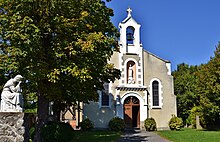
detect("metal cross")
[127,7,132,17]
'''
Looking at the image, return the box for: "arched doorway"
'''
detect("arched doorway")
[124,96,140,128]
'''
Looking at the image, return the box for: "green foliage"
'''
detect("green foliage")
[169,116,184,130]
[189,106,202,128]
[172,63,199,124]
[79,118,94,131]
[173,43,220,129]
[41,122,74,142]
[73,131,121,142]
[185,116,192,127]
[0,0,120,106]
[29,126,36,142]
[108,117,125,132]
[144,117,157,131]
[0,74,9,92]
[158,128,220,142]
[24,92,37,113]
[196,43,220,129]
[0,0,120,139]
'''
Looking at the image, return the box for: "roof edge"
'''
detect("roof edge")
[143,49,171,63]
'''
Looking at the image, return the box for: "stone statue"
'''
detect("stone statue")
[128,64,135,84]
[0,75,24,112]
[128,64,133,78]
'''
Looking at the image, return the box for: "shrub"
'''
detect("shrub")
[190,106,220,130]
[41,121,74,142]
[169,116,184,130]
[186,116,192,127]
[144,117,157,131]
[189,106,202,128]
[29,126,35,142]
[108,117,125,132]
[79,118,94,131]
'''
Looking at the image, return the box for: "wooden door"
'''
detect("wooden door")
[124,105,132,128]
[124,96,140,128]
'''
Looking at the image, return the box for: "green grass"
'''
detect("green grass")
[157,128,220,142]
[71,130,121,142]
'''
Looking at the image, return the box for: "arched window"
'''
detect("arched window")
[98,83,110,108]
[152,81,159,106]
[126,26,135,44]
[149,78,163,108]
[101,92,109,106]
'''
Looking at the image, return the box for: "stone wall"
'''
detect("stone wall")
[0,112,25,142]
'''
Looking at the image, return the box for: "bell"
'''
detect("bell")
[126,33,133,41]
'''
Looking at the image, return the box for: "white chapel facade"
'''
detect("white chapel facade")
[83,8,177,130]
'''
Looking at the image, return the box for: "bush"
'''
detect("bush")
[144,117,157,131]
[108,117,125,132]
[186,116,192,127]
[29,126,35,142]
[79,118,94,131]
[41,122,74,142]
[189,106,202,128]
[169,116,184,130]
[191,106,220,130]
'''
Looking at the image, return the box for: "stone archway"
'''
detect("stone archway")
[124,96,140,128]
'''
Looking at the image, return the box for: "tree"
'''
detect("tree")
[0,0,120,141]
[172,43,220,129]
[172,63,199,125]
[196,43,220,129]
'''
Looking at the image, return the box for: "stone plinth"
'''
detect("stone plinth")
[196,115,202,129]
[0,112,25,142]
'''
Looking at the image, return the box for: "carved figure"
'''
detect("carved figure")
[128,64,135,84]
[0,75,24,112]
[128,64,132,77]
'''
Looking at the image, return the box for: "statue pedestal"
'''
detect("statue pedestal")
[0,112,25,142]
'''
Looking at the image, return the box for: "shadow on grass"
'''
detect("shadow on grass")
[72,130,121,142]
[201,128,220,131]
[117,129,149,142]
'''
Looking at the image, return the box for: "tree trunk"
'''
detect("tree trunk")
[33,92,49,142]
[53,101,61,122]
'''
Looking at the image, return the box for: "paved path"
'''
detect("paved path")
[117,129,170,142]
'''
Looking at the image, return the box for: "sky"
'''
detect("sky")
[106,0,220,71]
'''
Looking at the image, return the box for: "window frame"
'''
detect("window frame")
[149,78,163,109]
[126,26,135,45]
[101,91,110,107]
[152,80,159,106]
[98,83,111,108]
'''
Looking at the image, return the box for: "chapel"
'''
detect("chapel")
[83,8,177,130]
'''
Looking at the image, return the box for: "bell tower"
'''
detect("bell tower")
[119,8,142,54]
[118,8,144,87]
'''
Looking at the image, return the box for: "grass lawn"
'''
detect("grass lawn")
[157,128,220,142]
[71,130,121,142]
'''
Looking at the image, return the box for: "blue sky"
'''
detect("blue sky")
[106,0,220,71]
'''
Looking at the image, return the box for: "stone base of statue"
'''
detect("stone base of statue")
[0,112,25,142]
[128,77,135,84]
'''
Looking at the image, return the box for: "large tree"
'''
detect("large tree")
[172,63,199,124]
[0,0,120,141]
[173,43,220,129]
[196,43,220,129]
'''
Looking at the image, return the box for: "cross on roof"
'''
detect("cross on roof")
[127,7,132,17]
